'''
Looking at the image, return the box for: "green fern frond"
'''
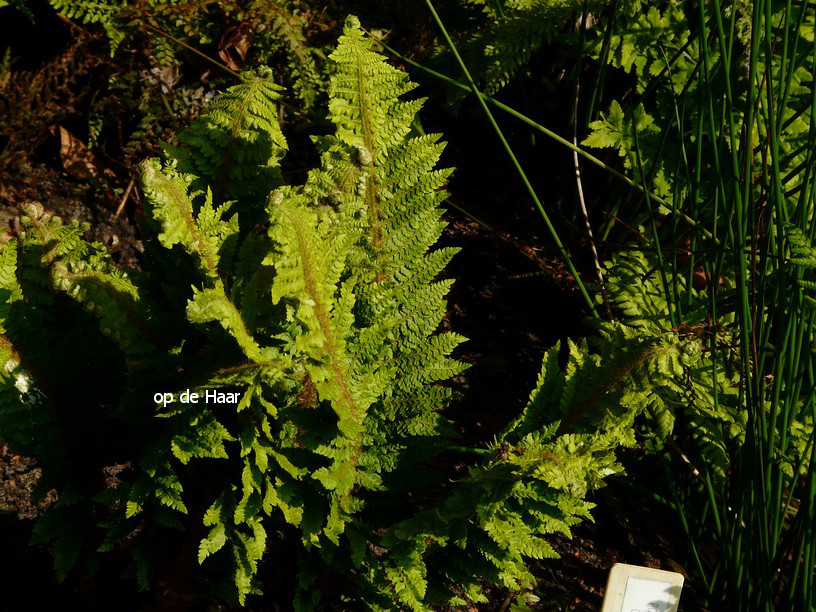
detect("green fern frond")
[786,224,816,268]
[49,0,127,52]
[601,250,742,479]
[308,15,467,438]
[254,0,323,113]
[436,0,591,103]
[164,67,288,210]
[17,203,156,357]
[265,190,388,540]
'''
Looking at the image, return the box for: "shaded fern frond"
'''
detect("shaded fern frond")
[786,224,816,268]
[436,0,592,103]
[163,68,288,211]
[49,0,127,52]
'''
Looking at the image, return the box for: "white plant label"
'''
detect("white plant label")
[601,563,684,612]
[621,576,673,611]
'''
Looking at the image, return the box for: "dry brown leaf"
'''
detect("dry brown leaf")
[50,125,115,182]
[218,23,254,71]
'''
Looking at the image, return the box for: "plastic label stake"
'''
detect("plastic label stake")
[600,563,684,612]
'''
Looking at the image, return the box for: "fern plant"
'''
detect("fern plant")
[0,16,695,609]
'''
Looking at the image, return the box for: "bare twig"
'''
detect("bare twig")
[115,175,136,219]
[573,125,610,316]
[498,591,515,612]
[572,6,610,318]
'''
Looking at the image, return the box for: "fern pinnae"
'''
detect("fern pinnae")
[141,160,223,276]
[269,196,362,429]
[164,67,288,211]
[557,340,668,435]
[326,17,420,254]
[18,203,158,358]
[142,160,269,362]
[50,261,156,355]
[265,191,385,540]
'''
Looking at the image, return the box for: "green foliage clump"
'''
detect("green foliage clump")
[0,16,697,609]
[383,325,687,606]
[163,66,288,208]
[448,0,593,98]
[46,0,324,115]
[571,1,816,604]
[600,250,743,477]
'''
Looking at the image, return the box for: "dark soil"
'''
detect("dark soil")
[0,168,143,269]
